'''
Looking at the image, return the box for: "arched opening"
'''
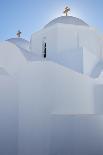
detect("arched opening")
[42,37,47,58]
[44,43,46,58]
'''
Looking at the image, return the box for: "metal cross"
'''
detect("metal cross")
[63,6,70,16]
[16,30,22,38]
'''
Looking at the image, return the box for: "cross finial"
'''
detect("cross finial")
[16,30,22,38]
[63,6,70,16]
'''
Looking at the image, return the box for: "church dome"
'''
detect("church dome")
[44,16,89,28]
[7,38,30,51]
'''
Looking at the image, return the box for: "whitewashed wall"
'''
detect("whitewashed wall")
[30,23,103,77]
[49,48,83,73]
[17,61,96,155]
[0,61,102,155]
[30,25,58,57]
[31,24,103,57]
[0,74,18,155]
[0,41,27,75]
[83,47,100,75]
[50,115,103,155]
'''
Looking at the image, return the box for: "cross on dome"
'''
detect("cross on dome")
[16,30,22,38]
[63,6,70,16]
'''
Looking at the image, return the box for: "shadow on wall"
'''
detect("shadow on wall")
[48,48,83,74]
[50,115,103,155]
[90,60,103,78]
[94,84,103,114]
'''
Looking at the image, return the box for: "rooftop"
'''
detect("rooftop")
[44,16,89,28]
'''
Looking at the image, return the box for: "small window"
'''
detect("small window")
[42,37,47,58]
[44,43,46,58]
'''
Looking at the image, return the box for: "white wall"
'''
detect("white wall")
[31,24,103,57]
[30,25,58,57]
[57,24,78,51]
[16,61,96,155]
[30,24,103,78]
[100,36,103,59]
[0,61,103,155]
[30,31,43,56]
[0,74,18,155]
[50,115,103,155]
[57,24,102,57]
[48,48,83,73]
[79,27,102,57]
[83,47,100,75]
[1,22,103,155]
[15,61,103,155]
[0,41,27,76]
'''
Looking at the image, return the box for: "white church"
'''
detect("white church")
[0,6,103,155]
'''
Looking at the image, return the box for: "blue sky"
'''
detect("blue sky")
[0,0,103,41]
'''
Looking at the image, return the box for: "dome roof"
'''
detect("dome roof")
[7,38,41,61]
[44,16,89,28]
[7,38,30,51]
